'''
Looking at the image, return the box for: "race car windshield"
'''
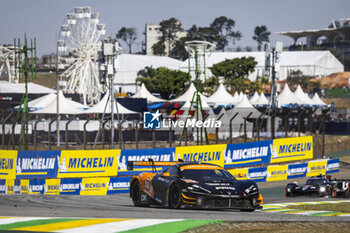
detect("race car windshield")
[305,179,328,185]
[180,169,235,182]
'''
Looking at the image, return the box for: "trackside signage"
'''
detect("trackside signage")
[16,151,59,179]
[224,140,272,169]
[0,150,17,179]
[175,144,226,167]
[57,150,119,178]
[271,136,313,163]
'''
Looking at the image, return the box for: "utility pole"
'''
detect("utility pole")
[265,41,283,139]
[96,37,122,149]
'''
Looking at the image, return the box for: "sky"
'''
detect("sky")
[0,0,349,56]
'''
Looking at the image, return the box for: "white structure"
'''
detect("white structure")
[32,90,88,115]
[0,81,56,94]
[57,6,106,105]
[131,83,165,102]
[181,51,343,81]
[170,83,208,102]
[115,54,182,93]
[207,83,237,106]
[84,90,137,115]
[145,23,187,56]
[0,45,19,83]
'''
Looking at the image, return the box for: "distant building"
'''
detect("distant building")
[277,18,350,70]
[180,51,344,81]
[145,23,187,56]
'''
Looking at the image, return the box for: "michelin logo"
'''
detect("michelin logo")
[143,110,161,129]
[108,182,130,190]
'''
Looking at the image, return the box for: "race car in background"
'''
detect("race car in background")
[285,176,333,197]
[128,159,263,211]
[331,179,350,198]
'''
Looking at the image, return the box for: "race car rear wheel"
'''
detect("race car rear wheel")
[131,180,148,207]
[169,183,181,209]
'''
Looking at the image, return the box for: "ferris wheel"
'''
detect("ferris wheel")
[57,6,106,105]
[0,45,19,83]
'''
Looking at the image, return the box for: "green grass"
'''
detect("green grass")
[285,203,350,213]
[325,88,350,98]
[182,222,350,233]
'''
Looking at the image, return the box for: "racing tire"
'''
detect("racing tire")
[169,183,182,209]
[130,180,149,207]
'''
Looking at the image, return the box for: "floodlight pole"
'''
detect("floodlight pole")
[271,47,276,139]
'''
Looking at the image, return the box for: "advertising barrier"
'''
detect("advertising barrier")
[270,136,313,163]
[57,150,119,178]
[224,140,272,169]
[0,157,340,195]
[247,167,267,182]
[306,160,327,177]
[326,159,340,174]
[80,177,109,195]
[16,150,60,179]
[175,144,226,167]
[107,177,131,194]
[266,165,288,182]
[0,150,17,179]
[118,148,175,176]
[59,178,82,195]
[0,179,6,194]
[0,136,316,180]
[287,163,308,179]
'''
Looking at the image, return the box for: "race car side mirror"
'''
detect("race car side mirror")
[162,172,170,177]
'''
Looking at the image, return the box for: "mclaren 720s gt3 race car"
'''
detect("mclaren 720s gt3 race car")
[128,160,263,211]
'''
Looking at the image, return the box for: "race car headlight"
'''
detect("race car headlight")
[320,187,326,192]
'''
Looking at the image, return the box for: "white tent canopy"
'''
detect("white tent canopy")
[312,92,328,106]
[170,83,208,102]
[84,90,138,114]
[15,93,57,111]
[249,91,259,104]
[294,85,317,106]
[180,100,210,110]
[234,94,261,118]
[31,90,88,115]
[277,84,307,107]
[252,92,270,106]
[131,83,165,102]
[207,83,237,106]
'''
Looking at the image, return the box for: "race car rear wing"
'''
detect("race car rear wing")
[127,158,184,172]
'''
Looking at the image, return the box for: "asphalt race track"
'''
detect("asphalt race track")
[0,194,349,222]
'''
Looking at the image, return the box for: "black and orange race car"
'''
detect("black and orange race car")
[128,160,263,211]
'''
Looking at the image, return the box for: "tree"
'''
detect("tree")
[136,67,189,99]
[152,42,166,56]
[252,25,270,51]
[116,27,137,54]
[169,25,208,60]
[158,18,183,55]
[210,57,257,90]
[198,76,220,95]
[209,16,242,51]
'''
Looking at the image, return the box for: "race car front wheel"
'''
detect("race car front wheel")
[131,180,149,207]
[169,184,181,209]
